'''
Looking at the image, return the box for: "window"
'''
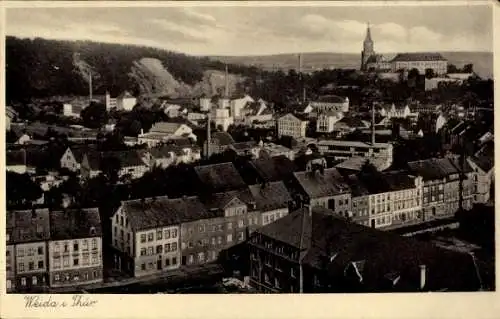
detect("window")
[238,219,244,228]
[92,255,98,265]
[27,248,35,256]
[74,258,79,266]
[198,252,205,263]
[227,222,232,230]
[82,240,88,250]
[157,230,162,240]
[211,237,216,245]
[172,229,177,238]
[38,246,44,255]
[148,247,154,255]
[19,263,24,272]
[73,242,79,251]
[171,242,177,251]
[38,261,44,269]
[165,258,170,267]
[165,243,171,252]
[140,234,147,243]
[83,254,89,265]
[120,216,124,226]
[92,239,97,250]
[164,230,170,239]
[172,257,177,265]
[141,263,146,271]
[28,262,34,271]
[64,243,69,252]
[217,236,223,245]
[147,233,154,242]
[63,256,69,267]
[17,248,24,257]
[238,232,245,241]
[188,242,194,248]
[21,277,26,286]
[54,259,61,269]
[227,234,233,243]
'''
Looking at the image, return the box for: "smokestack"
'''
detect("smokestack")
[89,71,93,105]
[419,264,426,290]
[224,64,229,98]
[206,111,212,158]
[298,54,306,103]
[371,103,376,145]
[298,54,302,74]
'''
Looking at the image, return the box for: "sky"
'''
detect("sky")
[5,4,493,56]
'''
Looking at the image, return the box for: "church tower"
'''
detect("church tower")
[361,22,374,71]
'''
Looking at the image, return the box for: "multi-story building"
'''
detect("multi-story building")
[138,122,197,147]
[248,207,482,293]
[182,191,257,266]
[316,140,393,168]
[144,144,201,169]
[407,158,463,221]
[448,156,475,211]
[48,208,103,287]
[308,95,349,116]
[277,113,308,139]
[9,209,51,291]
[203,131,235,157]
[111,196,181,277]
[6,212,16,292]
[344,174,370,227]
[292,167,352,217]
[391,53,448,76]
[316,111,343,133]
[249,181,292,226]
[468,156,494,204]
[356,170,423,229]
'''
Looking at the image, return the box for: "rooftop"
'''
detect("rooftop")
[194,162,247,193]
[293,167,350,199]
[313,95,347,104]
[210,131,235,146]
[249,181,292,212]
[317,139,391,148]
[251,155,297,183]
[391,52,447,62]
[49,208,102,240]
[8,208,51,244]
[407,158,460,181]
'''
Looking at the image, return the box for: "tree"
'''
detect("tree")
[425,68,435,79]
[447,63,459,74]
[463,63,474,73]
[81,102,108,128]
[100,155,121,183]
[408,68,420,79]
[360,159,379,176]
[6,172,43,207]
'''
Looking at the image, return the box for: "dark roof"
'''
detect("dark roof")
[250,155,297,182]
[210,132,235,146]
[314,95,347,104]
[202,188,255,211]
[407,158,460,181]
[6,149,26,166]
[194,162,247,193]
[249,181,292,211]
[391,52,447,62]
[344,174,370,196]
[231,141,258,151]
[255,207,481,292]
[358,170,416,194]
[8,209,51,244]
[49,208,102,240]
[336,117,368,128]
[470,156,494,173]
[102,150,147,168]
[293,168,350,199]
[448,156,474,174]
[123,196,216,231]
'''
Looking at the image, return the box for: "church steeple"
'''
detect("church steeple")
[364,22,373,43]
[361,22,375,71]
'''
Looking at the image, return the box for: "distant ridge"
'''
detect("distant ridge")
[209,51,493,79]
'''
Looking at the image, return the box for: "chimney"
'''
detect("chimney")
[419,264,426,290]
[206,111,212,158]
[224,64,229,98]
[140,128,144,135]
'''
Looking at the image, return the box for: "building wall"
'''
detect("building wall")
[316,115,338,133]
[60,149,80,172]
[117,97,137,111]
[6,164,28,174]
[6,244,16,292]
[15,242,48,290]
[133,225,181,277]
[200,98,212,112]
[277,116,307,139]
[468,160,493,204]
[181,217,227,266]
[351,196,370,227]
[310,193,352,217]
[118,164,149,180]
[48,237,103,287]
[391,60,447,75]
[261,208,289,226]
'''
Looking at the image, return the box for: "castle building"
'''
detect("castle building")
[360,23,448,75]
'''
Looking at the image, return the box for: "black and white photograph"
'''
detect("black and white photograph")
[2,1,495,301]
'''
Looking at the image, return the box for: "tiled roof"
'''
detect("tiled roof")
[357,170,416,194]
[149,122,183,134]
[103,150,147,168]
[251,155,297,182]
[471,156,495,172]
[407,158,460,181]
[344,174,370,196]
[202,188,255,211]
[448,156,474,174]
[194,162,247,193]
[231,141,258,151]
[8,209,51,243]
[293,168,350,199]
[335,156,389,172]
[49,208,102,240]
[255,207,481,292]
[210,132,235,146]
[123,196,215,231]
[249,181,292,212]
[391,52,447,62]
[314,95,347,104]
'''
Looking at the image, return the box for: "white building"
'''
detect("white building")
[231,94,255,120]
[316,111,344,133]
[211,107,233,132]
[277,113,308,139]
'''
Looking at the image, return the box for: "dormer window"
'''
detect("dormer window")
[89,227,96,236]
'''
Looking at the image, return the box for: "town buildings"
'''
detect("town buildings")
[48,208,103,287]
[468,155,494,204]
[316,111,344,133]
[106,91,137,111]
[138,122,196,148]
[277,113,308,139]
[315,140,393,168]
[248,207,482,293]
[204,131,235,157]
[249,181,292,226]
[308,95,349,117]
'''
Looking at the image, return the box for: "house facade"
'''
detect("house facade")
[47,209,103,288]
[468,156,494,204]
[316,112,343,133]
[277,113,308,139]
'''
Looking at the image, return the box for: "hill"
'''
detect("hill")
[210,51,493,79]
[5,37,257,103]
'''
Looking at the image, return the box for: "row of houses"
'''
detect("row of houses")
[6,208,103,292]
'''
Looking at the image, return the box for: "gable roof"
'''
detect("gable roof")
[251,155,297,183]
[249,181,292,211]
[469,156,494,173]
[149,122,185,135]
[210,131,235,146]
[391,52,447,62]
[8,209,51,243]
[202,188,255,212]
[293,168,350,199]
[102,150,147,168]
[407,158,460,181]
[194,162,247,193]
[357,170,416,194]
[49,208,102,240]
[313,95,347,104]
